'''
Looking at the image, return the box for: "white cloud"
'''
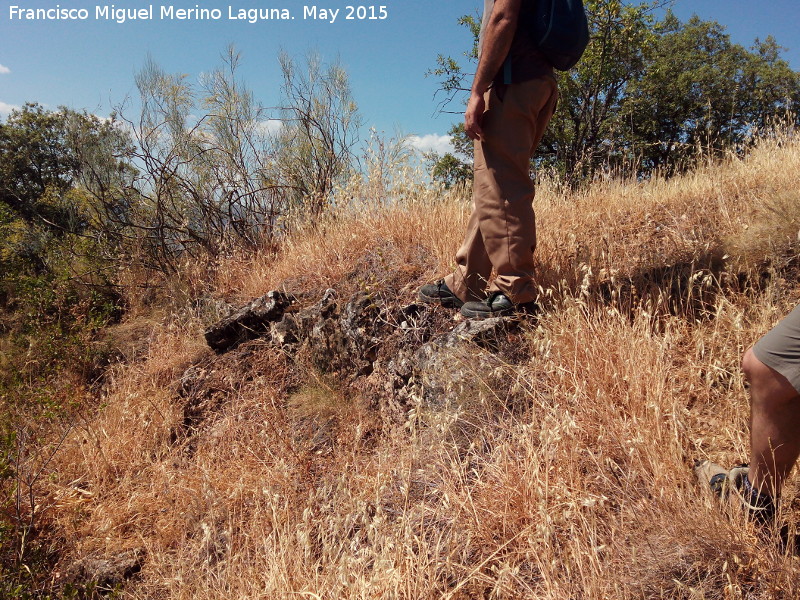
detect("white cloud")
[255,119,283,135]
[406,133,454,156]
[0,64,10,75]
[0,101,20,119]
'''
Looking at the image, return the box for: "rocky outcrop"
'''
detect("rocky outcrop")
[58,549,143,595]
[198,289,523,427]
[204,291,294,353]
[205,289,391,377]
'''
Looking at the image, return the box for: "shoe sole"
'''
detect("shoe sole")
[418,290,464,309]
[461,301,540,319]
[460,305,515,319]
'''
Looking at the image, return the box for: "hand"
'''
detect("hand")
[464,91,486,141]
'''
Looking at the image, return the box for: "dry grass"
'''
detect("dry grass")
[40,134,800,598]
[214,129,800,310]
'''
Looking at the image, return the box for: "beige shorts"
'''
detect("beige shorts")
[753,303,800,394]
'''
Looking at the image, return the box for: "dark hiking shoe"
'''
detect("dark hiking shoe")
[694,460,775,523]
[418,280,464,309]
[460,292,538,319]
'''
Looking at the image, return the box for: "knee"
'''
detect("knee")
[743,346,799,405]
[742,347,762,385]
[743,347,775,401]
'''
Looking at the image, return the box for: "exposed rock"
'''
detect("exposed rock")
[270,313,300,346]
[260,289,388,377]
[382,316,518,412]
[435,316,517,351]
[176,364,209,399]
[201,288,523,431]
[204,291,293,353]
[299,291,383,375]
[336,292,385,375]
[397,302,426,330]
[59,549,143,593]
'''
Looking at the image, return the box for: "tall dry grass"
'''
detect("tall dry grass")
[42,133,800,598]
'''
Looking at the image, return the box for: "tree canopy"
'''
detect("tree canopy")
[0,103,132,276]
[0,104,81,227]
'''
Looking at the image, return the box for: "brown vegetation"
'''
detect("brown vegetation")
[26,132,800,597]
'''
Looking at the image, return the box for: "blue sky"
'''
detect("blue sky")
[1,0,799,155]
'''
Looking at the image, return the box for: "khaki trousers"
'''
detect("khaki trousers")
[444,76,558,304]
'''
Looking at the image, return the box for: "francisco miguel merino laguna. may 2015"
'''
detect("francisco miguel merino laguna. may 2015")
[8,4,389,23]
[8,5,291,22]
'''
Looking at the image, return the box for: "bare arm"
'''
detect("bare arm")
[465,0,521,140]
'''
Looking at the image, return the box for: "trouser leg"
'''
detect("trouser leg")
[444,140,494,302]
[446,76,558,304]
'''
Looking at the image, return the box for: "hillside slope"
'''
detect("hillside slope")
[33,134,800,598]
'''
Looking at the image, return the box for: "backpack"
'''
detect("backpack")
[531,0,590,71]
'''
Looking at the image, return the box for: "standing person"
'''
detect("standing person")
[419,0,559,318]
[696,303,800,523]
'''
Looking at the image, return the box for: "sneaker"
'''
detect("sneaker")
[418,280,464,309]
[694,460,775,523]
[460,292,538,319]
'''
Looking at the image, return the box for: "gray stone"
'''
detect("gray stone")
[59,549,143,592]
[440,316,516,350]
[382,316,517,409]
[271,314,300,346]
[204,291,293,353]
[298,291,385,376]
